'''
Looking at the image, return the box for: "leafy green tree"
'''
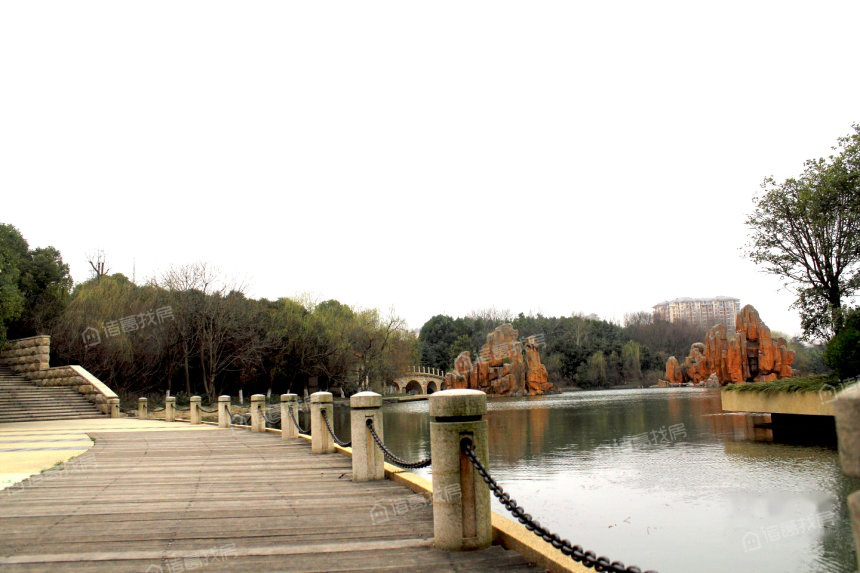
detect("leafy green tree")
[419,315,459,370]
[0,224,72,341]
[584,351,608,388]
[11,246,73,337]
[450,333,473,358]
[745,124,860,340]
[824,308,860,379]
[0,224,27,341]
[622,340,642,381]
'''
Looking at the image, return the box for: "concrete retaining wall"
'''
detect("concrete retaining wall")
[721,387,835,416]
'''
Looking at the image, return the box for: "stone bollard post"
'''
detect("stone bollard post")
[281,394,299,439]
[429,389,492,551]
[835,392,860,569]
[190,396,201,425]
[138,397,148,419]
[250,394,266,432]
[165,397,176,422]
[218,395,231,428]
[350,391,384,481]
[108,397,120,418]
[310,391,335,454]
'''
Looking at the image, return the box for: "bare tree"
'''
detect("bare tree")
[87,250,109,281]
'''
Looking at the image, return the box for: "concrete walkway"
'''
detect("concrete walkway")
[0,420,536,572]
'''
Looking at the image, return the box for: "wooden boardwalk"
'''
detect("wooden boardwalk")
[0,426,536,572]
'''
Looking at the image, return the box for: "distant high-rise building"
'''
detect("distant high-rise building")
[652,296,741,331]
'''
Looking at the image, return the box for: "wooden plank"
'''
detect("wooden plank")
[0,428,535,572]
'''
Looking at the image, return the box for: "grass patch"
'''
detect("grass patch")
[723,375,841,394]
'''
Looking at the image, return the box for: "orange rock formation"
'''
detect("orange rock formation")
[444,323,554,396]
[664,356,683,385]
[664,305,794,386]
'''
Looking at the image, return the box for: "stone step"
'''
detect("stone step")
[0,387,85,391]
[0,396,90,401]
[0,402,98,412]
[0,387,83,391]
[0,395,88,400]
[0,364,106,422]
[0,392,85,396]
[0,398,90,402]
[0,415,105,423]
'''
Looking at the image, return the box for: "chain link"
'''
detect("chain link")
[199,406,218,413]
[320,409,351,447]
[461,438,656,573]
[287,406,309,434]
[150,406,166,413]
[366,419,431,469]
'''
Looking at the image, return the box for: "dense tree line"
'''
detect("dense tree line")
[48,266,418,402]
[3,209,851,400]
[0,224,418,402]
[418,310,713,388]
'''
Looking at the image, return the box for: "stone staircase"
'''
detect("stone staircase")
[0,366,105,423]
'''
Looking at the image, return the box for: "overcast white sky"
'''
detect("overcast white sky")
[2,1,858,336]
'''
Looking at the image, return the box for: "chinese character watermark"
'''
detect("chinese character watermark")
[370,484,462,525]
[143,543,238,572]
[82,306,174,347]
[4,453,97,495]
[741,509,837,552]
[626,423,687,450]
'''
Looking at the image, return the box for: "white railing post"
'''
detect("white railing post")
[835,391,860,569]
[190,396,201,425]
[250,394,265,432]
[108,397,120,418]
[281,393,299,439]
[350,391,383,481]
[310,391,335,453]
[165,397,176,422]
[218,395,231,428]
[429,389,491,551]
[138,397,148,419]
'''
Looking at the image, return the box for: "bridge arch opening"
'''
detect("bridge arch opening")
[426,381,438,394]
[405,380,422,395]
[385,382,400,395]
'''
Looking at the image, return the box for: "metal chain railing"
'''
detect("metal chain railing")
[150,406,166,413]
[460,437,655,573]
[366,418,431,469]
[320,409,351,447]
[287,405,310,434]
[199,406,218,413]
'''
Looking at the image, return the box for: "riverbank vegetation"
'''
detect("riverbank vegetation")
[723,375,844,394]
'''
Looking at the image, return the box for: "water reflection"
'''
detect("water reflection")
[330,389,860,573]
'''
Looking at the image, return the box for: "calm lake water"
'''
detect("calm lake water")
[324,388,859,573]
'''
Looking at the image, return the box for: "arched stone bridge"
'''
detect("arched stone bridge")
[388,366,446,395]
